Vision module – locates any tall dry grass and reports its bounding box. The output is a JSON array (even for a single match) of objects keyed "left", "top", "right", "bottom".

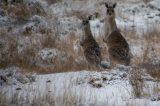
[
  {"left": 129, "top": 66, "right": 144, "bottom": 98},
  {"left": 1, "top": 0, "right": 46, "bottom": 21},
  {"left": 0, "top": 28, "right": 88, "bottom": 73}
]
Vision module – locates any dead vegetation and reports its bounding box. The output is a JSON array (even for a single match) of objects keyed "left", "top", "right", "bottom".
[
  {"left": 129, "top": 66, "right": 144, "bottom": 98},
  {"left": 137, "top": 30, "right": 160, "bottom": 79},
  {"left": 0, "top": 22, "right": 160, "bottom": 74},
  {"left": 0, "top": 29, "right": 88, "bottom": 73},
  {"left": 0, "top": 80, "right": 85, "bottom": 106},
  {"left": 0, "top": 0, "right": 159, "bottom": 76},
  {"left": 1, "top": 0, "right": 46, "bottom": 21},
  {"left": 46, "top": 0, "right": 62, "bottom": 4}
]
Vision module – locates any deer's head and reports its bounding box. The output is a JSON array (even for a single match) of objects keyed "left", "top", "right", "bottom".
[{"left": 105, "top": 2, "right": 117, "bottom": 19}]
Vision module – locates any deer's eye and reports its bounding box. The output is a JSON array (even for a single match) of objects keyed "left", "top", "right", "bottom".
[{"left": 82, "top": 20, "right": 88, "bottom": 25}]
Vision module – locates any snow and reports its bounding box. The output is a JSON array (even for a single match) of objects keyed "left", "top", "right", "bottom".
[{"left": 1, "top": 69, "right": 160, "bottom": 106}]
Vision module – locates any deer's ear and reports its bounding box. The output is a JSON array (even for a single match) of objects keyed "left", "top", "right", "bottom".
[
  {"left": 88, "top": 15, "right": 92, "bottom": 20},
  {"left": 95, "top": 12, "right": 100, "bottom": 18},
  {"left": 105, "top": 2, "right": 109, "bottom": 8},
  {"left": 113, "top": 3, "right": 117, "bottom": 8}
]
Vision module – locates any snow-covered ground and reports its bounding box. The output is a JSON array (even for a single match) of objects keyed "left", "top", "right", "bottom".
[{"left": 0, "top": 66, "right": 160, "bottom": 106}]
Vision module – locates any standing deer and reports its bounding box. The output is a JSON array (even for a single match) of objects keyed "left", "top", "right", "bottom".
[
  {"left": 103, "top": 2, "right": 131, "bottom": 67},
  {"left": 80, "top": 15, "right": 102, "bottom": 70}
]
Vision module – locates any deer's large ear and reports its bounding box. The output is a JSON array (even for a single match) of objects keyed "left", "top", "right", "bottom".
[
  {"left": 105, "top": 2, "right": 109, "bottom": 8},
  {"left": 88, "top": 15, "right": 92, "bottom": 20},
  {"left": 94, "top": 12, "right": 100, "bottom": 18},
  {"left": 113, "top": 3, "right": 117, "bottom": 8}
]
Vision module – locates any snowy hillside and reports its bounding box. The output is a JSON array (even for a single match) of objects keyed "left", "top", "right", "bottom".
[
  {"left": 1, "top": 67, "right": 160, "bottom": 106},
  {"left": 0, "top": 0, "right": 160, "bottom": 106}
]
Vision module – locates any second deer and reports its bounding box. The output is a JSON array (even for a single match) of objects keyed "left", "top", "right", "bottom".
[
  {"left": 103, "top": 2, "right": 131, "bottom": 67},
  {"left": 80, "top": 15, "right": 103, "bottom": 70}
]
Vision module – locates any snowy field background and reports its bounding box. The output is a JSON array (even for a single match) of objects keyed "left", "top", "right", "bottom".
[{"left": 0, "top": 0, "right": 160, "bottom": 106}]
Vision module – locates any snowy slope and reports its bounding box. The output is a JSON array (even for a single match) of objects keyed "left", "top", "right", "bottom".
[{"left": 1, "top": 68, "right": 160, "bottom": 106}]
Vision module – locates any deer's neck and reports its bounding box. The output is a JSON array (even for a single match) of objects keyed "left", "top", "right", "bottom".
[
  {"left": 83, "top": 24, "right": 94, "bottom": 40},
  {"left": 105, "top": 17, "right": 118, "bottom": 36},
  {"left": 108, "top": 18, "right": 117, "bottom": 33},
  {"left": 80, "top": 24, "right": 94, "bottom": 46}
]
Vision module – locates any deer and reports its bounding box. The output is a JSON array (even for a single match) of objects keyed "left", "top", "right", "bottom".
[
  {"left": 79, "top": 14, "right": 103, "bottom": 70},
  {"left": 102, "top": 2, "right": 131, "bottom": 67}
]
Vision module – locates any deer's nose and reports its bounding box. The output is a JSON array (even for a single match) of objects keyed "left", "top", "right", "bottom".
[{"left": 109, "top": 13, "right": 112, "bottom": 15}]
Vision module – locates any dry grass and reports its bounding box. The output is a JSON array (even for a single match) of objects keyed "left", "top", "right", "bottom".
[
  {"left": 1, "top": 23, "right": 160, "bottom": 74},
  {"left": 0, "top": 29, "right": 88, "bottom": 73},
  {"left": 123, "top": 26, "right": 160, "bottom": 78},
  {"left": 142, "top": 0, "right": 153, "bottom": 4},
  {"left": 0, "top": 75, "right": 158, "bottom": 106},
  {"left": 46, "top": 0, "right": 62, "bottom": 4},
  {"left": 0, "top": 79, "right": 85, "bottom": 106},
  {"left": 0, "top": 1, "right": 160, "bottom": 106},
  {"left": 2, "top": 1, "right": 46, "bottom": 21},
  {"left": 129, "top": 66, "right": 144, "bottom": 98},
  {"left": 0, "top": 0, "right": 160, "bottom": 75},
  {"left": 0, "top": 30, "right": 18, "bottom": 68},
  {"left": 36, "top": 32, "right": 88, "bottom": 73},
  {"left": 139, "top": 30, "right": 160, "bottom": 80}
]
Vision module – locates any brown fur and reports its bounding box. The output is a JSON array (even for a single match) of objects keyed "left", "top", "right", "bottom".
[
  {"left": 104, "top": 30, "right": 130, "bottom": 66},
  {"left": 80, "top": 16, "right": 102, "bottom": 70},
  {"left": 103, "top": 2, "right": 131, "bottom": 66}
]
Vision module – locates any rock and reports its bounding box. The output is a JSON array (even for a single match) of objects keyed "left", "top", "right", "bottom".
[
  {"left": 147, "top": 0, "right": 160, "bottom": 10},
  {"left": 21, "top": 15, "right": 49, "bottom": 34},
  {"left": 151, "top": 96, "right": 160, "bottom": 101},
  {"left": 119, "top": 72, "right": 127, "bottom": 79},
  {"left": 16, "top": 74, "right": 30, "bottom": 84},
  {"left": 88, "top": 72, "right": 103, "bottom": 88},
  {"left": 24, "top": 0, "right": 46, "bottom": 15},
  {"left": 46, "top": 80, "right": 51, "bottom": 83},
  {"left": 26, "top": 74, "right": 36, "bottom": 82},
  {"left": 0, "top": 16, "right": 11, "bottom": 27},
  {"left": 36, "top": 48, "right": 68, "bottom": 68},
  {"left": 151, "top": 98, "right": 156, "bottom": 101},
  {"left": 0, "top": 75, "right": 9, "bottom": 83},
  {"left": 16, "top": 87, "right": 22, "bottom": 90},
  {"left": 55, "top": 16, "right": 80, "bottom": 39},
  {"left": 0, "top": 67, "right": 36, "bottom": 86},
  {"left": 102, "top": 77, "right": 107, "bottom": 81},
  {"left": 0, "top": 9, "right": 6, "bottom": 17},
  {"left": 116, "top": 64, "right": 130, "bottom": 72},
  {"left": 76, "top": 74, "right": 89, "bottom": 85}
]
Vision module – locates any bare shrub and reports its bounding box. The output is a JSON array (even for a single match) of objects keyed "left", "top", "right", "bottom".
[
  {"left": 125, "top": 26, "right": 160, "bottom": 79},
  {"left": 46, "top": 0, "right": 62, "bottom": 4},
  {"left": 41, "top": 33, "right": 56, "bottom": 48},
  {"left": 41, "top": 32, "right": 88, "bottom": 73},
  {"left": 129, "top": 66, "right": 144, "bottom": 98},
  {"left": 0, "top": 30, "right": 18, "bottom": 68},
  {"left": 142, "top": 0, "right": 153, "bottom": 4},
  {"left": 6, "top": 1, "right": 46, "bottom": 21},
  {"left": 7, "top": 3, "right": 31, "bottom": 20},
  {"left": 139, "top": 30, "right": 160, "bottom": 79},
  {"left": 0, "top": 27, "right": 88, "bottom": 73},
  {"left": 0, "top": 30, "right": 38, "bottom": 69}
]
